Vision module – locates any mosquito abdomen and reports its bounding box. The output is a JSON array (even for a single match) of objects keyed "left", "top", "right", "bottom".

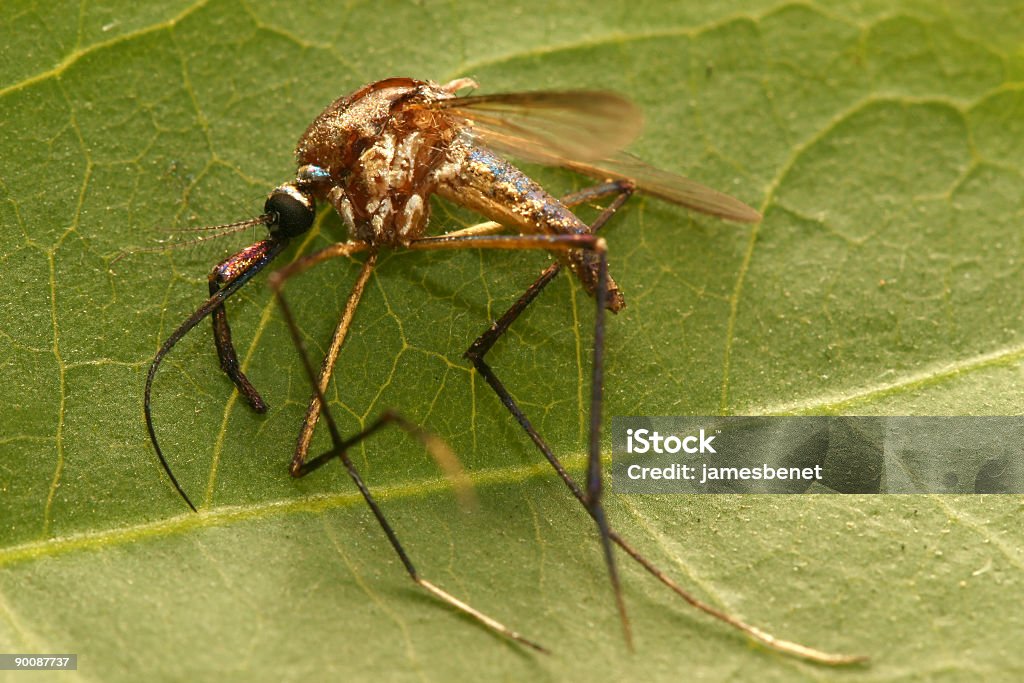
[{"left": 436, "top": 143, "right": 625, "bottom": 311}]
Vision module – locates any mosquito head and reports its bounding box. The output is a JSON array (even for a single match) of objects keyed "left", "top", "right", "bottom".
[{"left": 265, "top": 183, "right": 316, "bottom": 239}]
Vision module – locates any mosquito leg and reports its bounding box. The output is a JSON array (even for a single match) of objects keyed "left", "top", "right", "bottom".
[
  {"left": 269, "top": 272, "right": 546, "bottom": 654},
  {"left": 409, "top": 230, "right": 628, "bottom": 644},
  {"left": 415, "top": 188, "right": 636, "bottom": 648},
  {"left": 558, "top": 179, "right": 636, "bottom": 211},
  {"left": 457, "top": 205, "right": 867, "bottom": 666},
  {"left": 292, "top": 409, "right": 472, "bottom": 507},
  {"left": 457, "top": 182, "right": 634, "bottom": 512},
  {"left": 203, "top": 239, "right": 372, "bottom": 414},
  {"left": 458, "top": 363, "right": 867, "bottom": 667},
  {"left": 465, "top": 180, "right": 634, "bottom": 360},
  {"left": 208, "top": 255, "right": 270, "bottom": 412},
  {"left": 445, "top": 183, "right": 635, "bottom": 647},
  {"left": 287, "top": 253, "right": 376, "bottom": 476},
  {"left": 147, "top": 238, "right": 291, "bottom": 511},
  {"left": 286, "top": 184, "right": 634, "bottom": 469},
  {"left": 269, "top": 239, "right": 370, "bottom": 284},
  {"left": 587, "top": 245, "right": 631, "bottom": 647},
  {"left": 256, "top": 239, "right": 371, "bottom": 472}
]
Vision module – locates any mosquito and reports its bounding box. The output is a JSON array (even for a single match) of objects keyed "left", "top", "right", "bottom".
[{"left": 142, "top": 77, "right": 864, "bottom": 664}]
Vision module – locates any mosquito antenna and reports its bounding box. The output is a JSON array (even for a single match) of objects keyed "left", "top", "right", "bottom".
[
  {"left": 111, "top": 215, "right": 271, "bottom": 267},
  {"left": 145, "top": 236, "right": 289, "bottom": 511},
  {"left": 166, "top": 220, "right": 268, "bottom": 233}
]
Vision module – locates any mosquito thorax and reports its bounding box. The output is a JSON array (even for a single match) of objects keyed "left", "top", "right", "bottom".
[{"left": 265, "top": 183, "right": 316, "bottom": 239}]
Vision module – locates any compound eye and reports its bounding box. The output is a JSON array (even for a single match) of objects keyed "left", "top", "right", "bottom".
[{"left": 265, "top": 184, "right": 315, "bottom": 238}]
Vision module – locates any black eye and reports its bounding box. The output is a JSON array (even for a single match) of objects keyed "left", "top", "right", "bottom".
[{"left": 265, "top": 185, "right": 315, "bottom": 238}]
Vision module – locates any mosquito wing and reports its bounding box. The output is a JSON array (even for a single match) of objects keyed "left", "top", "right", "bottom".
[
  {"left": 560, "top": 153, "right": 762, "bottom": 223},
  {"left": 435, "top": 91, "right": 644, "bottom": 164},
  {"left": 436, "top": 91, "right": 761, "bottom": 223}
]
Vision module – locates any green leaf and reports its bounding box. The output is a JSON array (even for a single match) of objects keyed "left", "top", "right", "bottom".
[{"left": 2, "top": 1, "right": 1022, "bottom": 680}]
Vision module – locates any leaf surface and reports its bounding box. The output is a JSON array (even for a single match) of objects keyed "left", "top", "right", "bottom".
[{"left": 1, "top": 1, "right": 1022, "bottom": 680}]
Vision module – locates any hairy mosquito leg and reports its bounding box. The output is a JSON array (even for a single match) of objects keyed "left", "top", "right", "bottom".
[{"left": 268, "top": 270, "right": 545, "bottom": 654}]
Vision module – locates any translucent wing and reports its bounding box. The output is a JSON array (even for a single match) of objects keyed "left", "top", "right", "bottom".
[
  {"left": 435, "top": 91, "right": 644, "bottom": 163},
  {"left": 560, "top": 153, "right": 762, "bottom": 223},
  {"left": 436, "top": 92, "right": 761, "bottom": 223}
]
